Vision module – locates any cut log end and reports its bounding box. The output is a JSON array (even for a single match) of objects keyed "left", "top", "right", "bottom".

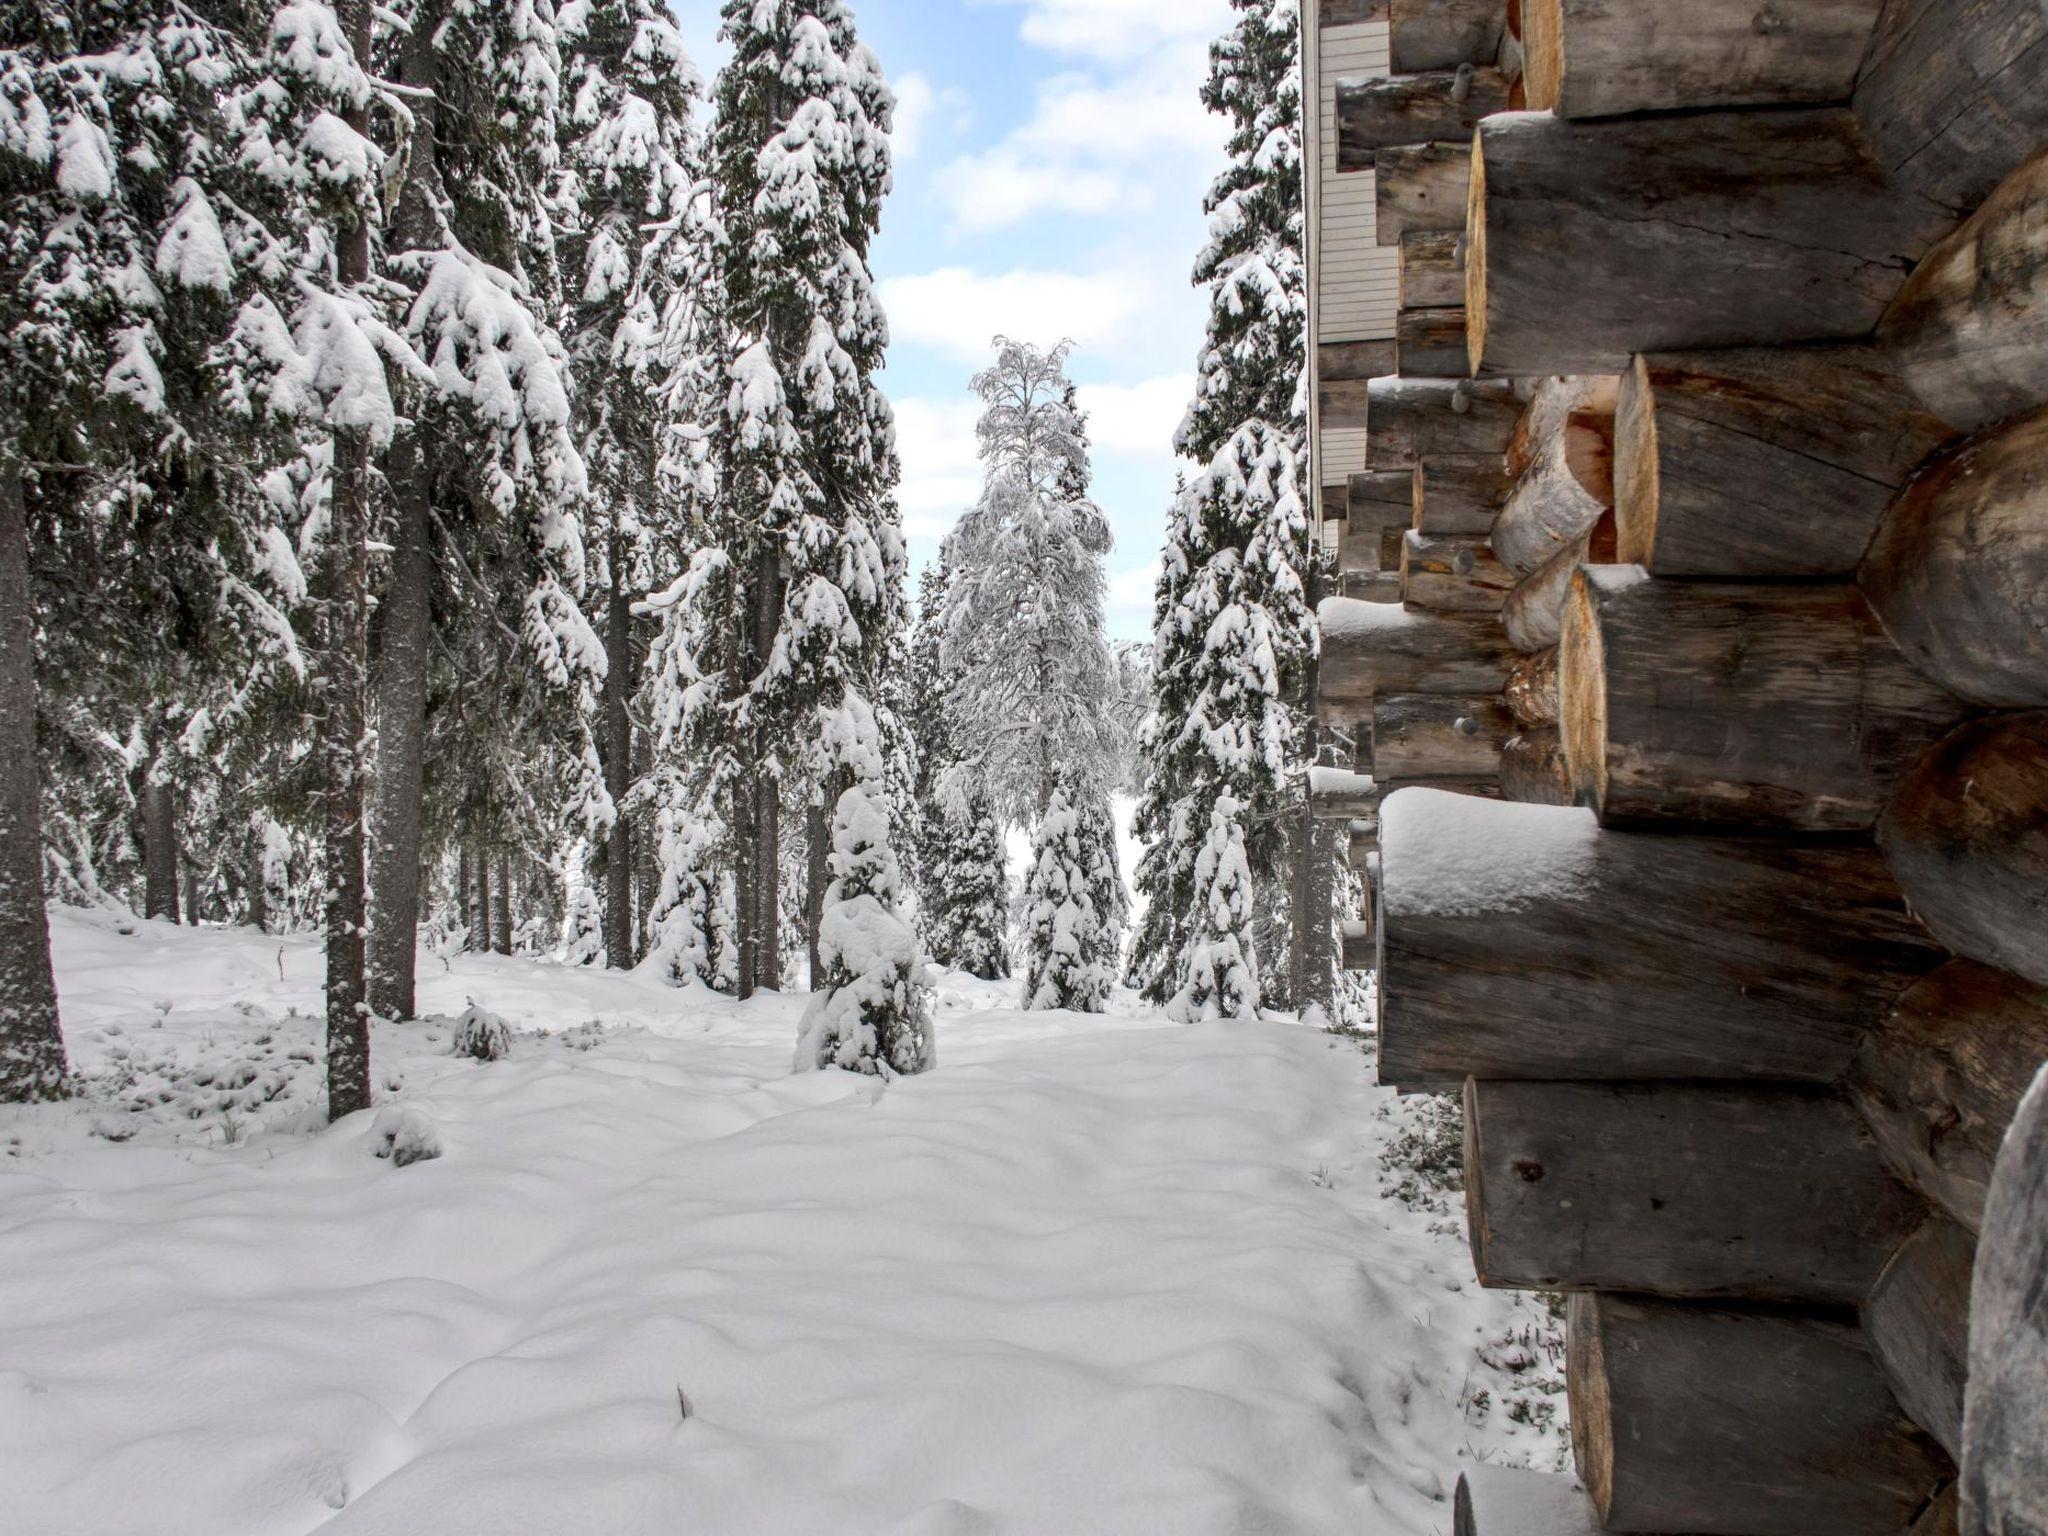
[
  {"left": 1559, "top": 569, "right": 1606, "bottom": 812},
  {"left": 1522, "top": 0, "right": 1562, "bottom": 112},
  {"left": 1567, "top": 1294, "right": 1613, "bottom": 1517},
  {"left": 1614, "top": 354, "right": 1659, "bottom": 566},
  {"left": 1465, "top": 130, "right": 1488, "bottom": 376}
]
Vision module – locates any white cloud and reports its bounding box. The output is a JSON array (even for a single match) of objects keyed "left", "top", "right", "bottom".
[
  {"left": 880, "top": 266, "right": 1157, "bottom": 362},
  {"left": 889, "top": 72, "right": 971, "bottom": 164},
  {"left": 891, "top": 394, "right": 985, "bottom": 539},
  {"left": 997, "top": 0, "right": 1233, "bottom": 63},
  {"left": 1106, "top": 559, "right": 1162, "bottom": 626},
  {"left": 1075, "top": 373, "right": 1194, "bottom": 463}
]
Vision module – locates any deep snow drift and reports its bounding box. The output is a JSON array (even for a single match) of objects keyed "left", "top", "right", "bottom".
[{"left": 1, "top": 910, "right": 1565, "bottom": 1535}]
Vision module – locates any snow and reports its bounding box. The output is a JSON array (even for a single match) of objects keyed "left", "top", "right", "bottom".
[
  {"left": 1380, "top": 788, "right": 1601, "bottom": 917},
  {"left": 1309, "top": 766, "right": 1375, "bottom": 796},
  {"left": 1316, "top": 595, "right": 1426, "bottom": 638},
  {"left": 1, "top": 910, "right": 1566, "bottom": 1534}
]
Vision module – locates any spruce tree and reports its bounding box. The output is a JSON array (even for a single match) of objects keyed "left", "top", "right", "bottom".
[
  {"left": 1019, "top": 787, "right": 1113, "bottom": 1014},
  {"left": 1131, "top": 0, "right": 1323, "bottom": 1015},
  {"left": 1166, "top": 793, "right": 1260, "bottom": 1023}
]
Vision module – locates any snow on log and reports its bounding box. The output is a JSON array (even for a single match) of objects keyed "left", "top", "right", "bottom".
[
  {"left": 1371, "top": 693, "right": 1514, "bottom": 787},
  {"left": 1568, "top": 1293, "right": 1949, "bottom": 1536},
  {"left": 1337, "top": 69, "right": 1510, "bottom": 165},
  {"left": 1878, "top": 715, "right": 2048, "bottom": 990},
  {"left": 1855, "top": 0, "right": 2048, "bottom": 217},
  {"left": 1522, "top": 0, "right": 1885, "bottom": 119},
  {"left": 1494, "top": 391, "right": 1614, "bottom": 575},
  {"left": 1616, "top": 346, "right": 1953, "bottom": 578},
  {"left": 1390, "top": 0, "right": 1506, "bottom": 73},
  {"left": 1400, "top": 531, "right": 1512, "bottom": 612},
  {"left": 1375, "top": 790, "right": 1941, "bottom": 1090},
  {"left": 1377, "top": 140, "right": 1472, "bottom": 247},
  {"left": 1465, "top": 109, "right": 1958, "bottom": 377},
  {"left": 1365, "top": 377, "right": 1522, "bottom": 468},
  {"left": 1504, "top": 647, "right": 1559, "bottom": 727},
  {"left": 1958, "top": 1064, "right": 2048, "bottom": 1536},
  {"left": 1401, "top": 230, "right": 1464, "bottom": 309},
  {"left": 1415, "top": 458, "right": 1515, "bottom": 537},
  {"left": 1850, "top": 959, "right": 2048, "bottom": 1236},
  {"left": 1501, "top": 529, "right": 1602, "bottom": 653},
  {"left": 1320, "top": 599, "right": 1519, "bottom": 706},
  {"left": 1883, "top": 150, "right": 2048, "bottom": 434},
  {"left": 1308, "top": 766, "right": 1381, "bottom": 821},
  {"left": 1455, "top": 1465, "right": 1601, "bottom": 1536},
  {"left": 1860, "top": 411, "right": 2048, "bottom": 709},
  {"left": 1499, "top": 727, "right": 1570, "bottom": 805},
  {"left": 1867, "top": 1217, "right": 1976, "bottom": 1462},
  {"left": 1560, "top": 571, "right": 1964, "bottom": 831},
  {"left": 1465, "top": 1079, "right": 1923, "bottom": 1302},
  {"left": 1397, "top": 306, "right": 1471, "bottom": 378}
]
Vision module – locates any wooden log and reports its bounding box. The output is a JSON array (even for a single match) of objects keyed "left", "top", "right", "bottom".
[
  {"left": 1867, "top": 1218, "right": 1975, "bottom": 1461},
  {"left": 1341, "top": 570, "right": 1404, "bottom": 603},
  {"left": 1320, "top": 338, "right": 1397, "bottom": 384},
  {"left": 1337, "top": 68, "right": 1510, "bottom": 165},
  {"left": 1523, "top": 0, "right": 1885, "bottom": 119},
  {"left": 1337, "top": 517, "right": 1382, "bottom": 574},
  {"left": 1568, "top": 1293, "right": 1949, "bottom": 1536},
  {"left": 1319, "top": 484, "right": 1350, "bottom": 526},
  {"left": 1415, "top": 459, "right": 1513, "bottom": 536},
  {"left": 1372, "top": 693, "right": 1514, "bottom": 784},
  {"left": 1959, "top": 1062, "right": 2048, "bottom": 1536},
  {"left": 1499, "top": 727, "right": 1569, "bottom": 804},
  {"left": 1882, "top": 150, "right": 2048, "bottom": 435},
  {"left": 1849, "top": 960, "right": 2048, "bottom": 1236},
  {"left": 1376, "top": 140, "right": 1471, "bottom": 247},
  {"left": 1319, "top": 376, "right": 1370, "bottom": 431},
  {"left": 1347, "top": 466, "right": 1412, "bottom": 526},
  {"left": 1560, "top": 572, "right": 1965, "bottom": 831},
  {"left": 1400, "top": 230, "right": 1463, "bottom": 309},
  {"left": 1364, "top": 377, "right": 1521, "bottom": 468},
  {"left": 1319, "top": 599, "right": 1518, "bottom": 707},
  {"left": 1616, "top": 345, "right": 1955, "bottom": 578},
  {"left": 1321, "top": 0, "right": 1386, "bottom": 24},
  {"left": 1389, "top": 0, "right": 1505, "bottom": 72},
  {"left": 1913, "top": 1485, "right": 1960, "bottom": 1536},
  {"left": 1466, "top": 1080, "right": 1923, "bottom": 1302},
  {"left": 1309, "top": 766, "right": 1381, "bottom": 821},
  {"left": 1397, "top": 306, "right": 1469, "bottom": 378},
  {"left": 1494, "top": 406, "right": 1613, "bottom": 575},
  {"left": 1878, "top": 715, "right": 2048, "bottom": 990},
  {"left": 1375, "top": 791, "right": 1942, "bottom": 1089},
  {"left": 1504, "top": 647, "right": 1558, "bottom": 727},
  {"left": 1455, "top": 1465, "right": 1600, "bottom": 1536},
  {"left": 1465, "top": 109, "right": 1958, "bottom": 377},
  {"left": 1501, "top": 529, "right": 1599, "bottom": 653},
  {"left": 1860, "top": 411, "right": 2048, "bottom": 709},
  {"left": 1504, "top": 374, "right": 1616, "bottom": 480},
  {"left": 1855, "top": 0, "right": 2048, "bottom": 218},
  {"left": 1400, "top": 531, "right": 1512, "bottom": 612}
]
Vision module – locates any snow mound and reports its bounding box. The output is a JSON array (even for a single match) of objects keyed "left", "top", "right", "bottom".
[
  {"left": 447, "top": 1004, "right": 513, "bottom": 1062},
  {"left": 1381, "top": 788, "right": 1600, "bottom": 916},
  {"left": 369, "top": 1104, "right": 443, "bottom": 1167}
]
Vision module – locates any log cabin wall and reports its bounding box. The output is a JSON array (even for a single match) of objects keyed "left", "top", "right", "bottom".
[{"left": 1304, "top": 3, "right": 2048, "bottom": 1532}]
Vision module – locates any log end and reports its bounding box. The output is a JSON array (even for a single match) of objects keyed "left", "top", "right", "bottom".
[
  {"left": 1557, "top": 567, "right": 1608, "bottom": 814},
  {"left": 1565, "top": 1294, "right": 1613, "bottom": 1520},
  {"left": 1464, "top": 130, "right": 1488, "bottom": 376},
  {"left": 1522, "top": 0, "right": 1562, "bottom": 114},
  {"left": 1613, "top": 354, "right": 1659, "bottom": 567}
]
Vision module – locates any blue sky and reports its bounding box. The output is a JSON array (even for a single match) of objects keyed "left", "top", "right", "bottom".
[{"left": 672, "top": 0, "right": 1238, "bottom": 639}]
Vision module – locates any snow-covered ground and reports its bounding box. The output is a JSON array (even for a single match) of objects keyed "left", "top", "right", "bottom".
[{"left": 1, "top": 910, "right": 1565, "bottom": 1536}]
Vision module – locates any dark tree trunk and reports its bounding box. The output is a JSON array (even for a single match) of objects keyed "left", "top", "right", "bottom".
[
  {"left": 0, "top": 452, "right": 64, "bottom": 1100},
  {"left": 1290, "top": 561, "right": 1338, "bottom": 1018},
  {"left": 137, "top": 768, "right": 180, "bottom": 923},
  {"left": 632, "top": 723, "right": 655, "bottom": 962},
  {"left": 322, "top": 0, "right": 375, "bottom": 1122},
  {"left": 734, "top": 781, "right": 757, "bottom": 998},
  {"left": 367, "top": 455, "right": 430, "bottom": 1020},
  {"left": 806, "top": 790, "right": 828, "bottom": 988},
  {"left": 494, "top": 850, "right": 513, "bottom": 955},
  {"left": 750, "top": 547, "right": 782, "bottom": 992},
  {"left": 472, "top": 840, "right": 491, "bottom": 954},
  {"left": 456, "top": 843, "right": 470, "bottom": 949},
  {"left": 602, "top": 534, "right": 634, "bottom": 969}
]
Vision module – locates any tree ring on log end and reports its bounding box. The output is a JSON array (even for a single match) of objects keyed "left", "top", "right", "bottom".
[
  {"left": 1559, "top": 568, "right": 1608, "bottom": 812},
  {"left": 1523, "top": 0, "right": 1563, "bottom": 113},
  {"left": 1566, "top": 1294, "right": 1613, "bottom": 1517},
  {"left": 1465, "top": 130, "right": 1488, "bottom": 376},
  {"left": 1614, "top": 355, "right": 1660, "bottom": 565}
]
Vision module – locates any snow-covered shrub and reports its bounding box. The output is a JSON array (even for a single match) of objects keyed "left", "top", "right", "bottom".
[
  {"left": 1166, "top": 795, "right": 1260, "bottom": 1022},
  {"left": 370, "top": 1105, "right": 443, "bottom": 1167},
  {"left": 449, "top": 1005, "right": 513, "bottom": 1062},
  {"left": 1378, "top": 1091, "right": 1464, "bottom": 1215}
]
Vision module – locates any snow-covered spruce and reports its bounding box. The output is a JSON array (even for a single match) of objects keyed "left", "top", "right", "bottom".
[
  {"left": 796, "top": 781, "right": 933, "bottom": 1075},
  {"left": 1168, "top": 794, "right": 1261, "bottom": 1023},
  {"left": 1019, "top": 788, "right": 1116, "bottom": 1014}
]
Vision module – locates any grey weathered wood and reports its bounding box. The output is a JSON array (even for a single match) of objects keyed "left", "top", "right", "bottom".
[
  {"left": 1372, "top": 693, "right": 1514, "bottom": 784},
  {"left": 1868, "top": 1218, "right": 1976, "bottom": 1461},
  {"left": 1337, "top": 68, "right": 1510, "bottom": 165},
  {"left": 1467, "top": 1080, "right": 1923, "bottom": 1302},
  {"left": 1959, "top": 1062, "right": 2048, "bottom": 1536},
  {"left": 1377, "top": 139, "right": 1472, "bottom": 246},
  {"left": 1523, "top": 0, "right": 1885, "bottom": 119},
  {"left": 1337, "top": 517, "right": 1382, "bottom": 574},
  {"left": 1321, "top": 0, "right": 1388, "bottom": 26},
  {"left": 1498, "top": 727, "right": 1570, "bottom": 805},
  {"left": 1365, "top": 376, "right": 1521, "bottom": 467},
  {"left": 1504, "top": 374, "right": 1616, "bottom": 480},
  {"left": 1860, "top": 411, "right": 2048, "bottom": 709},
  {"left": 1466, "top": 109, "right": 1958, "bottom": 376},
  {"left": 1320, "top": 376, "right": 1370, "bottom": 430},
  {"left": 1400, "top": 530, "right": 1513, "bottom": 612},
  {"left": 1415, "top": 458, "right": 1514, "bottom": 536},
  {"left": 1320, "top": 599, "right": 1518, "bottom": 708},
  {"left": 1504, "top": 647, "right": 1559, "bottom": 727},
  {"left": 1568, "top": 1293, "right": 1949, "bottom": 1536},
  {"left": 1321, "top": 338, "right": 1398, "bottom": 383},
  {"left": 1560, "top": 572, "right": 1964, "bottom": 831},
  {"left": 1455, "top": 1465, "right": 1601, "bottom": 1536},
  {"left": 1347, "top": 466, "right": 1413, "bottom": 525},
  {"left": 1494, "top": 401, "right": 1613, "bottom": 575},
  {"left": 1376, "top": 804, "right": 1941, "bottom": 1089},
  {"left": 1879, "top": 714, "right": 2048, "bottom": 989},
  {"left": 1850, "top": 960, "right": 2048, "bottom": 1236},
  {"left": 1400, "top": 230, "right": 1464, "bottom": 309},
  {"left": 1617, "top": 346, "right": 1955, "bottom": 577},
  {"left": 1855, "top": 0, "right": 2048, "bottom": 217},
  {"left": 1881, "top": 149, "right": 2048, "bottom": 434},
  {"left": 1390, "top": 0, "right": 1505, "bottom": 72},
  {"left": 1340, "top": 570, "right": 1405, "bottom": 604},
  {"left": 1319, "top": 482, "right": 1350, "bottom": 525},
  {"left": 1397, "top": 305, "right": 1470, "bottom": 378},
  {"left": 1501, "top": 530, "right": 1597, "bottom": 653}
]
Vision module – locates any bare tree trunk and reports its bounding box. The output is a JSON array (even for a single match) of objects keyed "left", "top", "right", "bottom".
[
  {"left": 367, "top": 458, "right": 430, "bottom": 1019},
  {"left": 734, "top": 781, "right": 757, "bottom": 998},
  {"left": 1291, "top": 559, "right": 1339, "bottom": 1019},
  {"left": 632, "top": 726, "right": 655, "bottom": 962},
  {"left": 494, "top": 850, "right": 513, "bottom": 955},
  {"left": 473, "top": 840, "right": 491, "bottom": 954},
  {"left": 750, "top": 546, "right": 782, "bottom": 992},
  {"left": 806, "top": 790, "right": 827, "bottom": 987},
  {"left": 321, "top": 0, "right": 375, "bottom": 1123},
  {"left": 249, "top": 828, "right": 268, "bottom": 935},
  {"left": 602, "top": 534, "right": 634, "bottom": 969},
  {"left": 456, "top": 843, "right": 470, "bottom": 949},
  {"left": 137, "top": 768, "right": 179, "bottom": 923},
  {"left": 0, "top": 451, "right": 65, "bottom": 1100}
]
